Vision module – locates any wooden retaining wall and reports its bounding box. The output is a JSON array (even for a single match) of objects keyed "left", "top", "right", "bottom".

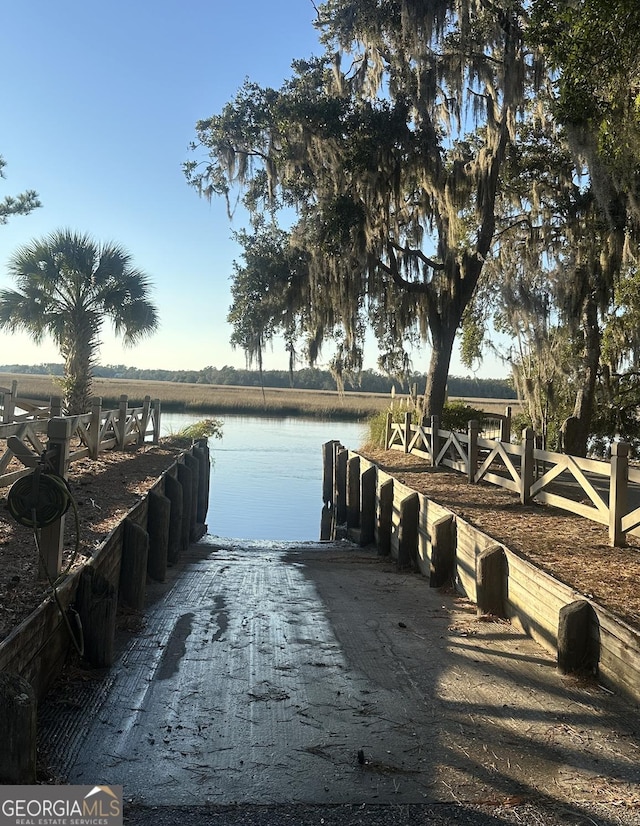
[
  {"left": 0, "top": 442, "right": 209, "bottom": 703},
  {"left": 350, "top": 451, "right": 640, "bottom": 706}
]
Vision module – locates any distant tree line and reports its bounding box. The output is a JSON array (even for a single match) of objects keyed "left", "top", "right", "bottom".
[{"left": 0, "top": 363, "right": 515, "bottom": 399}]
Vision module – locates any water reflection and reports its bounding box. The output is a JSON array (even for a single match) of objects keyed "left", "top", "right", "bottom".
[{"left": 162, "top": 413, "right": 365, "bottom": 542}]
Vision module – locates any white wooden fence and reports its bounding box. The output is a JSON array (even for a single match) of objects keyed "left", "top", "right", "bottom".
[
  {"left": 385, "top": 411, "right": 639, "bottom": 547},
  {"left": 0, "top": 394, "right": 161, "bottom": 489}
]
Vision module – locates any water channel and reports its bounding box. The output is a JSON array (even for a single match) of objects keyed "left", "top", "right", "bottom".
[{"left": 161, "top": 412, "right": 367, "bottom": 542}]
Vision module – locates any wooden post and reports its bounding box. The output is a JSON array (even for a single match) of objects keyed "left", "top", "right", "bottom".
[
  {"left": 0, "top": 673, "right": 37, "bottom": 783},
  {"left": 40, "top": 417, "right": 72, "bottom": 580},
  {"left": 184, "top": 453, "right": 201, "bottom": 540},
  {"left": 467, "top": 420, "right": 479, "bottom": 483},
  {"left": 430, "top": 514, "right": 456, "bottom": 588},
  {"left": 120, "top": 519, "right": 149, "bottom": 610},
  {"left": 403, "top": 411, "right": 412, "bottom": 453},
  {"left": 359, "top": 466, "right": 376, "bottom": 546},
  {"left": 177, "top": 462, "right": 193, "bottom": 550},
  {"left": 430, "top": 415, "right": 440, "bottom": 466},
  {"left": 520, "top": 427, "right": 535, "bottom": 505},
  {"left": 75, "top": 567, "right": 117, "bottom": 667},
  {"left": 609, "top": 441, "right": 629, "bottom": 547},
  {"left": 140, "top": 395, "right": 151, "bottom": 445},
  {"left": 335, "top": 448, "right": 348, "bottom": 525},
  {"left": 557, "top": 600, "right": 600, "bottom": 675},
  {"left": 397, "top": 492, "right": 419, "bottom": 570},
  {"left": 384, "top": 411, "right": 392, "bottom": 449},
  {"left": 147, "top": 490, "right": 171, "bottom": 582},
  {"left": 322, "top": 440, "right": 338, "bottom": 505},
  {"left": 320, "top": 504, "right": 333, "bottom": 541},
  {"left": 193, "top": 440, "right": 210, "bottom": 524},
  {"left": 7, "top": 379, "right": 18, "bottom": 422},
  {"left": 50, "top": 396, "right": 63, "bottom": 418},
  {"left": 346, "top": 455, "right": 361, "bottom": 530},
  {"left": 118, "top": 394, "right": 128, "bottom": 449},
  {"left": 164, "top": 473, "right": 184, "bottom": 564},
  {"left": 88, "top": 397, "right": 102, "bottom": 460},
  {"left": 377, "top": 478, "right": 393, "bottom": 556},
  {"left": 476, "top": 544, "right": 507, "bottom": 617},
  {"left": 501, "top": 406, "right": 512, "bottom": 444},
  {"left": 152, "top": 399, "right": 161, "bottom": 444}
]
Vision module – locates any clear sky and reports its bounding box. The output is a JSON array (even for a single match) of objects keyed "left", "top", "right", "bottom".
[{"left": 0, "top": 0, "right": 506, "bottom": 379}]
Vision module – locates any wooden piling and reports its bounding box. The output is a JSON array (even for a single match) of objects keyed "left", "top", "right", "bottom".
[
  {"left": 430, "top": 514, "right": 456, "bottom": 587},
  {"left": 476, "top": 544, "right": 507, "bottom": 617},
  {"left": 177, "top": 462, "right": 194, "bottom": 550},
  {"left": 192, "top": 443, "right": 209, "bottom": 524},
  {"left": 335, "top": 448, "right": 348, "bottom": 525},
  {"left": 0, "top": 673, "right": 36, "bottom": 783},
  {"left": 120, "top": 519, "right": 149, "bottom": 610},
  {"left": 377, "top": 478, "right": 393, "bottom": 556},
  {"left": 557, "top": 600, "right": 600, "bottom": 675},
  {"left": 346, "top": 455, "right": 361, "bottom": 530},
  {"left": 164, "top": 474, "right": 184, "bottom": 564},
  {"left": 397, "top": 492, "right": 419, "bottom": 570},
  {"left": 184, "top": 453, "right": 201, "bottom": 540},
  {"left": 75, "top": 567, "right": 117, "bottom": 667},
  {"left": 359, "top": 466, "right": 376, "bottom": 546},
  {"left": 147, "top": 490, "right": 171, "bottom": 582}
]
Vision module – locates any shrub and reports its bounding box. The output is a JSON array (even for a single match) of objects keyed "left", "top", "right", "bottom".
[{"left": 165, "top": 418, "right": 223, "bottom": 447}]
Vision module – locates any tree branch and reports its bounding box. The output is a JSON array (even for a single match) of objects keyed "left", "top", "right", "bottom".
[{"left": 388, "top": 240, "right": 445, "bottom": 271}]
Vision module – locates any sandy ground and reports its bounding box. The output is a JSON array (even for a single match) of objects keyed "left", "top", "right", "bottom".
[{"left": 38, "top": 540, "right": 640, "bottom": 825}]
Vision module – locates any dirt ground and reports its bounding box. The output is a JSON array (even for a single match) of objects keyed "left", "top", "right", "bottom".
[
  {"left": 0, "top": 443, "right": 184, "bottom": 642},
  {"left": 1, "top": 443, "right": 639, "bottom": 643},
  {"left": 360, "top": 448, "right": 640, "bottom": 632}
]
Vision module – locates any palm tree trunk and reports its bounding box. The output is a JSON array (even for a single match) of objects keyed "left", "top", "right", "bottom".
[{"left": 61, "top": 324, "right": 96, "bottom": 415}]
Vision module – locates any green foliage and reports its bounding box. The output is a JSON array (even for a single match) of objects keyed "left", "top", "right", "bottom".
[
  {"left": 0, "top": 230, "right": 158, "bottom": 414},
  {"left": 0, "top": 156, "right": 41, "bottom": 225},
  {"left": 186, "top": 1, "right": 538, "bottom": 419},
  {"left": 166, "top": 418, "right": 224, "bottom": 447},
  {"left": 529, "top": 0, "right": 640, "bottom": 227},
  {"left": 365, "top": 398, "right": 489, "bottom": 447},
  {"left": 440, "top": 402, "right": 486, "bottom": 433}
]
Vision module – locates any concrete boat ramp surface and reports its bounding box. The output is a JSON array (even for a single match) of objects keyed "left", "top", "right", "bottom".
[{"left": 39, "top": 539, "right": 640, "bottom": 826}]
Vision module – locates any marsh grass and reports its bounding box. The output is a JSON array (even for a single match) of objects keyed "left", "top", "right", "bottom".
[
  {"left": 1, "top": 373, "right": 390, "bottom": 420},
  {"left": 1, "top": 372, "right": 516, "bottom": 421}
]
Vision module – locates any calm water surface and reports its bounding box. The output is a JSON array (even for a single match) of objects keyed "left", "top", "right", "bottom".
[{"left": 161, "top": 413, "right": 366, "bottom": 541}]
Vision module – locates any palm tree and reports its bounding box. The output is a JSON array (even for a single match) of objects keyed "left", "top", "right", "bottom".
[{"left": 0, "top": 229, "right": 159, "bottom": 414}]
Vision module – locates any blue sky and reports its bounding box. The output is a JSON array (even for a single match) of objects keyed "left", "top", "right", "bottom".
[{"left": 0, "top": 0, "right": 504, "bottom": 378}]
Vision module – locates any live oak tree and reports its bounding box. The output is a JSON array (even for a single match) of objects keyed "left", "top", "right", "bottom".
[
  {"left": 0, "top": 229, "right": 159, "bottom": 415},
  {"left": 465, "top": 110, "right": 630, "bottom": 455},
  {"left": 530, "top": 0, "right": 640, "bottom": 230},
  {"left": 186, "top": 0, "right": 541, "bottom": 418}
]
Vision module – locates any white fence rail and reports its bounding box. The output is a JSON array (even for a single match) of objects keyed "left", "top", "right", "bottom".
[
  {"left": 0, "top": 394, "right": 161, "bottom": 489},
  {"left": 386, "top": 412, "right": 638, "bottom": 547}
]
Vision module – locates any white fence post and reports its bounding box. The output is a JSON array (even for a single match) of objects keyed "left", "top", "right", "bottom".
[
  {"left": 501, "top": 405, "right": 512, "bottom": 443},
  {"left": 609, "top": 441, "right": 629, "bottom": 547},
  {"left": 430, "top": 415, "right": 440, "bottom": 466},
  {"left": 89, "top": 397, "right": 102, "bottom": 460},
  {"left": 520, "top": 427, "right": 535, "bottom": 505},
  {"left": 118, "top": 395, "right": 128, "bottom": 449},
  {"left": 384, "top": 411, "right": 392, "bottom": 449},
  {"left": 153, "top": 398, "right": 161, "bottom": 444},
  {"left": 403, "top": 411, "right": 412, "bottom": 453},
  {"left": 468, "top": 419, "right": 480, "bottom": 483}
]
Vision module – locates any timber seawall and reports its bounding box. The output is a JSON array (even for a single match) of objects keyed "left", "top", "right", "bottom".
[
  {"left": 0, "top": 440, "right": 209, "bottom": 783},
  {"left": 322, "top": 441, "right": 640, "bottom": 708}
]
